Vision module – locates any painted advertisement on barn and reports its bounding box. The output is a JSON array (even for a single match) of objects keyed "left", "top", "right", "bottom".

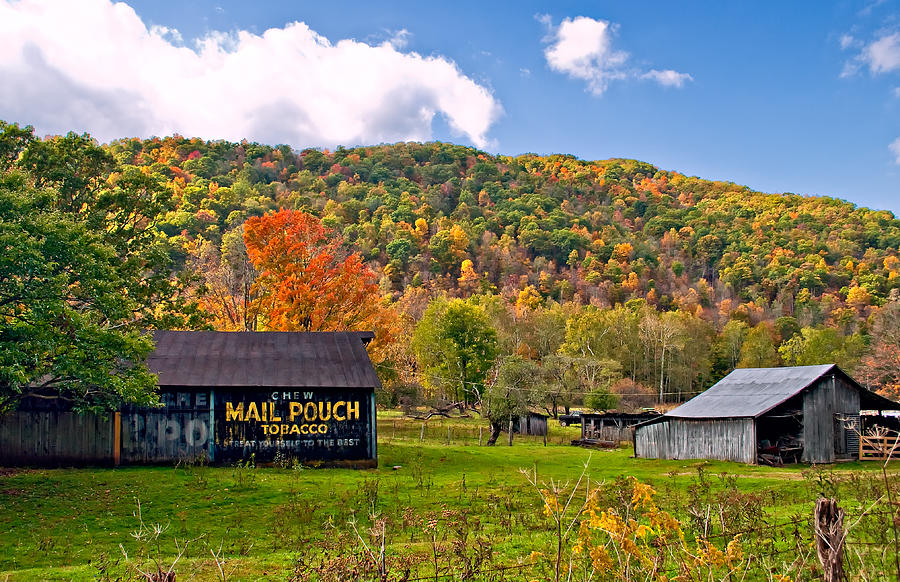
[{"left": 213, "top": 388, "right": 375, "bottom": 464}]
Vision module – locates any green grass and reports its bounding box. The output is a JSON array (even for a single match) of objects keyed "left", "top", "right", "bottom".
[{"left": 0, "top": 415, "right": 897, "bottom": 581}]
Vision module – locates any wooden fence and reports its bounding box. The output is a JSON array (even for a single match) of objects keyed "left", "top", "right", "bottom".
[{"left": 859, "top": 434, "right": 900, "bottom": 460}]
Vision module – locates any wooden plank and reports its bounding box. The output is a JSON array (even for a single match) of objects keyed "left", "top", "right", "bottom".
[
  {"left": 859, "top": 435, "right": 899, "bottom": 460},
  {"left": 113, "top": 411, "right": 121, "bottom": 466}
]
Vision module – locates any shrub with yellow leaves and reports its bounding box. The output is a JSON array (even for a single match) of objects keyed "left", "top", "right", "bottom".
[{"left": 524, "top": 464, "right": 755, "bottom": 582}]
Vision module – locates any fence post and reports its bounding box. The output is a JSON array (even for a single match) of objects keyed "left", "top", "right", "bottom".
[
  {"left": 508, "top": 419, "right": 514, "bottom": 446},
  {"left": 420, "top": 423, "right": 425, "bottom": 442},
  {"left": 814, "top": 497, "right": 845, "bottom": 582},
  {"left": 446, "top": 427, "right": 451, "bottom": 445},
  {"left": 113, "top": 411, "right": 121, "bottom": 466},
  {"left": 479, "top": 426, "right": 483, "bottom": 447}
]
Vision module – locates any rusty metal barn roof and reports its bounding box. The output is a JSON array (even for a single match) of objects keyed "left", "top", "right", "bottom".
[
  {"left": 146, "top": 331, "right": 380, "bottom": 389},
  {"left": 665, "top": 364, "right": 899, "bottom": 419}
]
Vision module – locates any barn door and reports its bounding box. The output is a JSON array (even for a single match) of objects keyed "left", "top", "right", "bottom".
[{"left": 833, "top": 413, "right": 860, "bottom": 459}]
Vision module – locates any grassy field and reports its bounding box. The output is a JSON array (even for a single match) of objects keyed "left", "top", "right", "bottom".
[{"left": 0, "top": 415, "right": 897, "bottom": 581}]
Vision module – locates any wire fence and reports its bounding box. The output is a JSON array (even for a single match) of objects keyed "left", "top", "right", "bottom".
[
  {"left": 376, "top": 418, "right": 585, "bottom": 447},
  {"left": 290, "top": 502, "right": 900, "bottom": 581}
]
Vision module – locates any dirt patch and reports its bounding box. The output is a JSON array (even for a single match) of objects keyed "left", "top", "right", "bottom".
[
  {"left": 1, "top": 488, "right": 23, "bottom": 496},
  {"left": 0, "top": 468, "right": 23, "bottom": 478}
]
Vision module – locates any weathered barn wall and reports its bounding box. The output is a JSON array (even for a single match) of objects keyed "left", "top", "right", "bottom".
[
  {"left": 635, "top": 421, "right": 670, "bottom": 459},
  {"left": 585, "top": 422, "right": 632, "bottom": 443},
  {"left": 583, "top": 413, "right": 658, "bottom": 443},
  {"left": 0, "top": 388, "right": 377, "bottom": 467},
  {"left": 214, "top": 388, "right": 376, "bottom": 466},
  {"left": 0, "top": 331, "right": 382, "bottom": 467},
  {"left": 802, "top": 375, "right": 860, "bottom": 463},
  {"left": 120, "top": 410, "right": 211, "bottom": 464},
  {"left": 513, "top": 414, "right": 548, "bottom": 436},
  {"left": 0, "top": 411, "right": 116, "bottom": 466},
  {"left": 635, "top": 418, "right": 755, "bottom": 463}
]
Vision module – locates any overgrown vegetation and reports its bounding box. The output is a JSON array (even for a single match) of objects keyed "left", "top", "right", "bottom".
[{"left": 0, "top": 418, "right": 897, "bottom": 581}]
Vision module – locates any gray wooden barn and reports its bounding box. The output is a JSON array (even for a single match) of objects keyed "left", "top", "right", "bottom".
[
  {"left": 0, "top": 331, "right": 381, "bottom": 467},
  {"left": 634, "top": 364, "right": 899, "bottom": 464}
]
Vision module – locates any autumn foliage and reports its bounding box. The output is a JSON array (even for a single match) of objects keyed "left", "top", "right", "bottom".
[{"left": 243, "top": 209, "right": 391, "bottom": 339}]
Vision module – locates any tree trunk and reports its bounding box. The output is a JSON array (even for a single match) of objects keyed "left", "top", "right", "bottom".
[
  {"left": 814, "top": 497, "right": 845, "bottom": 582},
  {"left": 486, "top": 421, "right": 502, "bottom": 446},
  {"left": 658, "top": 346, "right": 666, "bottom": 403}
]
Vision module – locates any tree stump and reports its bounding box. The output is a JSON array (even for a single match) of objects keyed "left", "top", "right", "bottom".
[{"left": 814, "top": 497, "right": 845, "bottom": 582}]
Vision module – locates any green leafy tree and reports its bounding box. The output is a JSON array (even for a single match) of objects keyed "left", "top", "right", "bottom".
[
  {"left": 584, "top": 389, "right": 619, "bottom": 411},
  {"left": 0, "top": 171, "right": 156, "bottom": 412},
  {"left": 712, "top": 319, "right": 748, "bottom": 375},
  {"left": 412, "top": 297, "right": 498, "bottom": 405},
  {"left": 542, "top": 355, "right": 581, "bottom": 417},
  {"left": 482, "top": 356, "right": 541, "bottom": 445},
  {"left": 778, "top": 327, "right": 865, "bottom": 371},
  {"left": 0, "top": 123, "right": 203, "bottom": 412},
  {"left": 737, "top": 323, "right": 779, "bottom": 368}
]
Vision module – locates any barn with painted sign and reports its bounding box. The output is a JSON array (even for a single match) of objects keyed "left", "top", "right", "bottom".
[
  {"left": 0, "top": 331, "right": 380, "bottom": 468},
  {"left": 146, "top": 330, "right": 379, "bottom": 467}
]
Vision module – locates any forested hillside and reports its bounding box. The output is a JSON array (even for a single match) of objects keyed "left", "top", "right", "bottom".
[
  {"left": 5, "top": 122, "right": 900, "bottom": 413},
  {"left": 117, "top": 136, "right": 900, "bottom": 312}
]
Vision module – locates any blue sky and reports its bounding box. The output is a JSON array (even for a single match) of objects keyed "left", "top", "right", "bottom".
[{"left": 1, "top": 1, "right": 899, "bottom": 214}]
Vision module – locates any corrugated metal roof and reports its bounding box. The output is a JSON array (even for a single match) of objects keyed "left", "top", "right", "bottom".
[
  {"left": 146, "top": 331, "right": 380, "bottom": 389},
  {"left": 666, "top": 364, "right": 835, "bottom": 419}
]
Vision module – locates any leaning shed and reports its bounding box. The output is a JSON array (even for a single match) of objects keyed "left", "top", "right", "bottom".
[
  {"left": 634, "top": 365, "right": 900, "bottom": 464},
  {"left": 580, "top": 411, "right": 661, "bottom": 444},
  {"left": 0, "top": 331, "right": 381, "bottom": 468}
]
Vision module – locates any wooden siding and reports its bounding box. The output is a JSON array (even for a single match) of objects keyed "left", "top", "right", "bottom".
[
  {"left": 635, "top": 421, "right": 670, "bottom": 459},
  {"left": 802, "top": 375, "right": 860, "bottom": 463},
  {"left": 0, "top": 388, "right": 378, "bottom": 467},
  {"left": 582, "top": 415, "right": 651, "bottom": 442},
  {"left": 517, "top": 415, "right": 548, "bottom": 436},
  {"left": 120, "top": 410, "right": 211, "bottom": 463},
  {"left": 0, "top": 411, "right": 116, "bottom": 465},
  {"left": 635, "top": 418, "right": 756, "bottom": 463}
]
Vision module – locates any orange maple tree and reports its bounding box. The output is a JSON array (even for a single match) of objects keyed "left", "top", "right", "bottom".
[{"left": 243, "top": 209, "right": 393, "bottom": 341}]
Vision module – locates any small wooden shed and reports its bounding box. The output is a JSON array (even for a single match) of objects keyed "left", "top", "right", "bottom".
[
  {"left": 580, "top": 411, "right": 661, "bottom": 443},
  {"left": 634, "top": 364, "right": 899, "bottom": 464},
  {"left": 515, "top": 412, "right": 549, "bottom": 436}
]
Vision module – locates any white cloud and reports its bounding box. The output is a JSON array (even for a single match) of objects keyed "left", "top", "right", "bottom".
[
  {"left": 542, "top": 16, "right": 627, "bottom": 95},
  {"left": 0, "top": 0, "right": 501, "bottom": 148},
  {"left": 641, "top": 69, "right": 693, "bottom": 88},
  {"left": 863, "top": 32, "right": 900, "bottom": 73},
  {"left": 890, "top": 137, "right": 900, "bottom": 163},
  {"left": 844, "top": 31, "right": 900, "bottom": 76},
  {"left": 541, "top": 16, "right": 690, "bottom": 95},
  {"left": 839, "top": 34, "right": 856, "bottom": 50},
  {"left": 387, "top": 28, "right": 411, "bottom": 50}
]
